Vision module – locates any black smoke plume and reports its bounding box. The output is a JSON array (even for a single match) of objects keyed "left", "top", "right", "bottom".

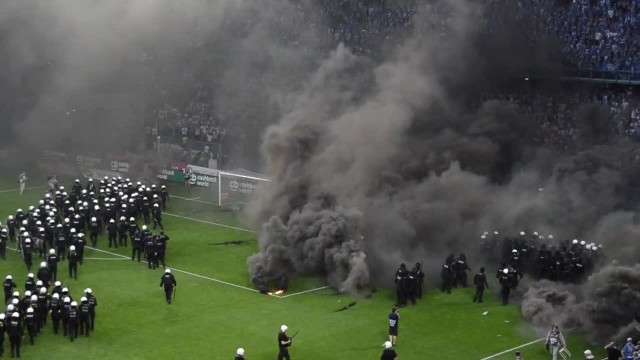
[{"left": 246, "top": 0, "right": 640, "bottom": 343}]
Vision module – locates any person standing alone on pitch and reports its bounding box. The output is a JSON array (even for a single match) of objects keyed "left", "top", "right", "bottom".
[
  {"left": 18, "top": 172, "right": 27, "bottom": 195},
  {"left": 160, "top": 269, "right": 176, "bottom": 304},
  {"left": 381, "top": 341, "right": 397, "bottom": 360},
  {"left": 545, "top": 325, "right": 566, "bottom": 360},
  {"left": 388, "top": 307, "right": 399, "bottom": 346},
  {"left": 278, "top": 325, "right": 292, "bottom": 360}
]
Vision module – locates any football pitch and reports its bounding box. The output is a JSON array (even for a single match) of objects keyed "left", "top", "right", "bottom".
[{"left": 0, "top": 180, "right": 601, "bottom": 359}]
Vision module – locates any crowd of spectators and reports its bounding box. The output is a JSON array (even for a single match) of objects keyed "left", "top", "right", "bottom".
[
  {"left": 137, "top": 0, "right": 640, "bottom": 165},
  {"left": 542, "top": 0, "right": 640, "bottom": 72},
  {"left": 484, "top": 86, "right": 640, "bottom": 149}
]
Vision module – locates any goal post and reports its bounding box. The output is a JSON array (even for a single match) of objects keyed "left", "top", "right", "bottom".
[{"left": 217, "top": 171, "right": 270, "bottom": 208}]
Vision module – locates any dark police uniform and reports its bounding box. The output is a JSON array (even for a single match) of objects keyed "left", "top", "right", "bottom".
[
  {"left": 68, "top": 251, "right": 79, "bottom": 280},
  {"left": 278, "top": 330, "right": 291, "bottom": 360},
  {"left": 79, "top": 301, "right": 90, "bottom": 336},
  {"left": 381, "top": 348, "right": 398, "bottom": 360},
  {"left": 68, "top": 305, "right": 79, "bottom": 341},
  {"left": 160, "top": 272, "right": 176, "bottom": 304},
  {"left": 8, "top": 315, "right": 22, "bottom": 358},
  {"left": 87, "top": 294, "right": 97, "bottom": 331},
  {"left": 473, "top": 269, "right": 489, "bottom": 303}
]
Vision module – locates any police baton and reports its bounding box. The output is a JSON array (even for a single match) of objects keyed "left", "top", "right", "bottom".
[
  {"left": 290, "top": 331, "right": 299, "bottom": 339},
  {"left": 173, "top": 285, "right": 177, "bottom": 301}
]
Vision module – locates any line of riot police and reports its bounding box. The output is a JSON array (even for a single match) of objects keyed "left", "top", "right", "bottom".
[
  {"left": 1, "top": 274, "right": 98, "bottom": 357},
  {"left": 479, "top": 231, "right": 604, "bottom": 284},
  {"left": 393, "top": 263, "right": 425, "bottom": 307},
  {"left": 0, "top": 176, "right": 172, "bottom": 274}
]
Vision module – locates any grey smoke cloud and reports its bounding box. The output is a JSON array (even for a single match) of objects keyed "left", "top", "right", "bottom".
[
  {"left": 247, "top": 0, "right": 640, "bottom": 343},
  {"left": 0, "top": 0, "right": 322, "bottom": 165}
]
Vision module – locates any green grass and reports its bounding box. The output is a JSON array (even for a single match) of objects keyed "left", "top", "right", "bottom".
[{"left": 0, "top": 179, "right": 606, "bottom": 359}]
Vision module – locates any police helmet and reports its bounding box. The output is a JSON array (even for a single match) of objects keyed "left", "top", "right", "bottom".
[
  {"left": 63, "top": 297, "right": 71, "bottom": 303},
  {"left": 142, "top": 225, "right": 147, "bottom": 231},
  {"left": 11, "top": 312, "right": 19, "bottom": 318},
  {"left": 52, "top": 293, "right": 59, "bottom": 299},
  {"left": 110, "top": 219, "right": 115, "bottom": 223},
  {"left": 4, "top": 275, "right": 11, "bottom": 280},
  {"left": 384, "top": 341, "right": 392, "bottom": 349},
  {"left": 36, "top": 280, "right": 42, "bottom": 287},
  {"left": 40, "top": 262, "right": 46, "bottom": 268},
  {"left": 165, "top": 269, "right": 171, "bottom": 274},
  {"left": 25, "top": 291, "right": 32, "bottom": 297},
  {"left": 6, "top": 305, "right": 13, "bottom": 312},
  {"left": 280, "top": 325, "right": 288, "bottom": 332},
  {"left": 30, "top": 295, "right": 37, "bottom": 301},
  {"left": 54, "top": 281, "right": 61, "bottom": 287},
  {"left": 503, "top": 268, "right": 509, "bottom": 274},
  {"left": 39, "top": 287, "right": 46, "bottom": 294},
  {"left": 81, "top": 297, "right": 87, "bottom": 302},
  {"left": 27, "top": 307, "right": 34, "bottom": 313},
  {"left": 12, "top": 291, "right": 18, "bottom": 297},
  {"left": 69, "top": 245, "right": 76, "bottom": 251},
  {"left": 85, "top": 288, "right": 92, "bottom": 294},
  {"left": 237, "top": 348, "right": 245, "bottom": 356}
]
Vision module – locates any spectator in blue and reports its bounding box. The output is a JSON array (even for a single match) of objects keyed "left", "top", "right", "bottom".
[{"left": 623, "top": 337, "right": 635, "bottom": 360}]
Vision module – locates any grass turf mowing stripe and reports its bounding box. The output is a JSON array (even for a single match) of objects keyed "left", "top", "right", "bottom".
[
  {"left": 479, "top": 338, "right": 545, "bottom": 360},
  {"left": 164, "top": 212, "right": 255, "bottom": 233},
  {"left": 85, "top": 246, "right": 261, "bottom": 294}
]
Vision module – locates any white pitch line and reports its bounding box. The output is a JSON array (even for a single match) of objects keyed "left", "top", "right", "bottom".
[
  {"left": 479, "top": 338, "right": 544, "bottom": 360},
  {"left": 0, "top": 186, "right": 46, "bottom": 194},
  {"left": 279, "top": 286, "right": 331, "bottom": 298},
  {"left": 172, "top": 195, "right": 205, "bottom": 202},
  {"left": 164, "top": 212, "right": 256, "bottom": 233},
  {"left": 84, "top": 246, "right": 260, "bottom": 293}
]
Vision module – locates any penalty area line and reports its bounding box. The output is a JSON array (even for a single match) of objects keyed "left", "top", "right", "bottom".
[
  {"left": 164, "top": 212, "right": 256, "bottom": 233},
  {"left": 479, "top": 338, "right": 544, "bottom": 360},
  {"left": 0, "top": 186, "right": 47, "bottom": 194},
  {"left": 172, "top": 195, "right": 209, "bottom": 203},
  {"left": 84, "top": 246, "right": 260, "bottom": 294},
  {"left": 278, "top": 286, "right": 331, "bottom": 298}
]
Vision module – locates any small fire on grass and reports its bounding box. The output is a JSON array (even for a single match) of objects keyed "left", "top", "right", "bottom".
[{"left": 267, "top": 290, "right": 286, "bottom": 296}]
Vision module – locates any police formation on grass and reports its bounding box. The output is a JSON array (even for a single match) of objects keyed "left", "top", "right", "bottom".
[{"left": 0, "top": 176, "right": 178, "bottom": 357}]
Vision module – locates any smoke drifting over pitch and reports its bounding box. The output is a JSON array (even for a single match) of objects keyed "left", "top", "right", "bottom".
[{"left": 248, "top": 0, "right": 640, "bottom": 343}]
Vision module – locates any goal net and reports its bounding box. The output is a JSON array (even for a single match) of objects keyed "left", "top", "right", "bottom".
[{"left": 217, "top": 171, "right": 270, "bottom": 208}]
